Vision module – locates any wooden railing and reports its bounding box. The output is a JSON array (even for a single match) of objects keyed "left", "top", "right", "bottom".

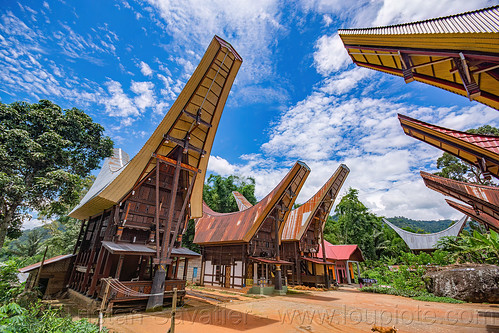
[{"left": 100, "top": 279, "right": 186, "bottom": 302}]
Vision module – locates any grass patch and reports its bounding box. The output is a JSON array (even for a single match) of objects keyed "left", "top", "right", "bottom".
[
  {"left": 360, "top": 286, "right": 464, "bottom": 304},
  {"left": 411, "top": 295, "right": 464, "bottom": 303}
]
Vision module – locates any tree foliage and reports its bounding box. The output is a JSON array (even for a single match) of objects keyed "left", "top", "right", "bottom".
[
  {"left": 325, "top": 188, "right": 396, "bottom": 260},
  {"left": 0, "top": 100, "right": 113, "bottom": 248},
  {"left": 435, "top": 125, "right": 499, "bottom": 185},
  {"left": 202, "top": 174, "right": 257, "bottom": 213}
]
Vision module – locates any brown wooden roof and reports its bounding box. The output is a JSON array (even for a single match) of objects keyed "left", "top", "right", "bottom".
[
  {"left": 339, "top": 6, "right": 499, "bottom": 110},
  {"left": 399, "top": 114, "right": 499, "bottom": 179},
  {"left": 420, "top": 171, "right": 499, "bottom": 221},
  {"left": 70, "top": 36, "right": 242, "bottom": 220},
  {"left": 446, "top": 199, "right": 499, "bottom": 231},
  {"left": 194, "top": 161, "right": 310, "bottom": 245}
]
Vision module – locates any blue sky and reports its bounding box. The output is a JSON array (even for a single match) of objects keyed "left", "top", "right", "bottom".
[{"left": 1, "top": 0, "right": 498, "bottom": 229}]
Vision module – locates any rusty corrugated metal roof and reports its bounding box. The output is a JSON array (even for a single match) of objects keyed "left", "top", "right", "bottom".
[
  {"left": 282, "top": 164, "right": 350, "bottom": 241},
  {"left": 420, "top": 171, "right": 499, "bottom": 221},
  {"left": 399, "top": 114, "right": 499, "bottom": 179},
  {"left": 232, "top": 191, "right": 253, "bottom": 211},
  {"left": 338, "top": 6, "right": 499, "bottom": 35},
  {"left": 19, "top": 254, "right": 74, "bottom": 273},
  {"left": 446, "top": 199, "right": 499, "bottom": 231},
  {"left": 194, "top": 161, "right": 310, "bottom": 244}
]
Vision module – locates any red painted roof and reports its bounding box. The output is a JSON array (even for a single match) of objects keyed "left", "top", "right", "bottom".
[
  {"left": 317, "top": 241, "right": 364, "bottom": 261},
  {"left": 398, "top": 114, "right": 499, "bottom": 154},
  {"left": 19, "top": 254, "right": 74, "bottom": 273}
]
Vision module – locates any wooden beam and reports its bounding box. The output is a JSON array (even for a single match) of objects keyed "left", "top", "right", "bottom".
[{"left": 153, "top": 153, "right": 200, "bottom": 173}]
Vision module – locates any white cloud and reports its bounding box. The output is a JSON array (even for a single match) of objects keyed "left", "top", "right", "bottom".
[
  {"left": 371, "top": 0, "right": 493, "bottom": 27},
  {"left": 313, "top": 33, "right": 351, "bottom": 76},
  {"left": 207, "top": 156, "right": 236, "bottom": 176},
  {"left": 131, "top": 81, "right": 156, "bottom": 110},
  {"left": 145, "top": 0, "right": 282, "bottom": 85},
  {"left": 140, "top": 61, "right": 153, "bottom": 76},
  {"left": 103, "top": 80, "right": 140, "bottom": 118}
]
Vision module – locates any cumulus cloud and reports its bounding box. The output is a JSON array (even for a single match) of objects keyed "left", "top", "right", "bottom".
[
  {"left": 103, "top": 80, "right": 140, "bottom": 118},
  {"left": 131, "top": 81, "right": 156, "bottom": 110},
  {"left": 140, "top": 61, "right": 153, "bottom": 76},
  {"left": 313, "top": 33, "right": 351, "bottom": 76},
  {"left": 145, "top": 0, "right": 283, "bottom": 86}
]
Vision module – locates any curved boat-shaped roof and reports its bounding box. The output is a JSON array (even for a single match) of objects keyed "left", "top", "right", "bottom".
[
  {"left": 446, "top": 199, "right": 499, "bottom": 231},
  {"left": 420, "top": 171, "right": 499, "bottom": 221},
  {"left": 194, "top": 161, "right": 310, "bottom": 245},
  {"left": 282, "top": 164, "right": 350, "bottom": 241},
  {"left": 382, "top": 217, "right": 467, "bottom": 251},
  {"left": 339, "top": 6, "right": 499, "bottom": 110},
  {"left": 232, "top": 190, "right": 254, "bottom": 211},
  {"left": 399, "top": 114, "right": 499, "bottom": 179},
  {"left": 70, "top": 36, "right": 242, "bottom": 220}
]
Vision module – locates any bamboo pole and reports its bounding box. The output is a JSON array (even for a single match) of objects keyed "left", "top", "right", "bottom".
[
  {"left": 99, "top": 278, "right": 111, "bottom": 332},
  {"left": 32, "top": 246, "right": 48, "bottom": 291},
  {"left": 168, "top": 287, "right": 177, "bottom": 333}
]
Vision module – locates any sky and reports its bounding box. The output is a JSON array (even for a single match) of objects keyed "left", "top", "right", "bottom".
[{"left": 1, "top": 0, "right": 498, "bottom": 229}]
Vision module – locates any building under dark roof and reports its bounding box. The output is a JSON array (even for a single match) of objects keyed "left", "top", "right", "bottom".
[
  {"left": 66, "top": 36, "right": 242, "bottom": 311},
  {"left": 232, "top": 164, "right": 350, "bottom": 287},
  {"left": 194, "top": 161, "right": 310, "bottom": 291}
]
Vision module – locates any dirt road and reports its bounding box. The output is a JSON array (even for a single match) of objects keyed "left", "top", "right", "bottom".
[{"left": 102, "top": 287, "right": 499, "bottom": 332}]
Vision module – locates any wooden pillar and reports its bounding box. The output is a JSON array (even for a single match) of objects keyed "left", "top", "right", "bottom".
[
  {"left": 183, "top": 258, "right": 189, "bottom": 281},
  {"left": 115, "top": 255, "right": 125, "bottom": 279},
  {"left": 88, "top": 248, "right": 105, "bottom": 296},
  {"left": 200, "top": 254, "right": 206, "bottom": 286},
  {"left": 173, "top": 257, "right": 180, "bottom": 279},
  {"left": 320, "top": 230, "right": 330, "bottom": 289},
  {"left": 274, "top": 212, "right": 283, "bottom": 290}
]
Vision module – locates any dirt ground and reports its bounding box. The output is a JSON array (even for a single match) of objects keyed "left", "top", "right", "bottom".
[{"left": 101, "top": 286, "right": 499, "bottom": 333}]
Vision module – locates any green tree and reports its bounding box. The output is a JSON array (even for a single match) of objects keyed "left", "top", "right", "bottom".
[
  {"left": 435, "top": 125, "right": 499, "bottom": 185},
  {"left": 10, "top": 229, "right": 45, "bottom": 258},
  {"left": 202, "top": 174, "right": 257, "bottom": 213},
  {"left": 326, "top": 188, "right": 387, "bottom": 260},
  {"left": 0, "top": 100, "right": 113, "bottom": 249}
]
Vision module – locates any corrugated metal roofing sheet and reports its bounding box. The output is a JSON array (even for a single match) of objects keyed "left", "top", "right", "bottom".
[
  {"left": 232, "top": 191, "right": 253, "bottom": 211},
  {"left": 446, "top": 199, "right": 499, "bottom": 230},
  {"left": 194, "top": 161, "right": 310, "bottom": 244},
  {"left": 420, "top": 171, "right": 499, "bottom": 220},
  {"left": 339, "top": 6, "right": 499, "bottom": 35},
  {"left": 282, "top": 164, "right": 350, "bottom": 241},
  {"left": 317, "top": 241, "right": 364, "bottom": 261},
  {"left": 70, "top": 148, "right": 129, "bottom": 216},
  {"left": 399, "top": 114, "right": 499, "bottom": 154},
  {"left": 382, "top": 217, "right": 467, "bottom": 250},
  {"left": 101, "top": 241, "right": 155, "bottom": 255},
  {"left": 19, "top": 254, "right": 74, "bottom": 273}
]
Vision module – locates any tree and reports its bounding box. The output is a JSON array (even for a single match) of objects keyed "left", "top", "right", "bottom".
[
  {"left": 435, "top": 125, "right": 499, "bottom": 185},
  {"left": 0, "top": 100, "right": 113, "bottom": 249},
  {"left": 326, "top": 188, "right": 387, "bottom": 260},
  {"left": 202, "top": 174, "right": 257, "bottom": 213},
  {"left": 10, "top": 228, "right": 45, "bottom": 258}
]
